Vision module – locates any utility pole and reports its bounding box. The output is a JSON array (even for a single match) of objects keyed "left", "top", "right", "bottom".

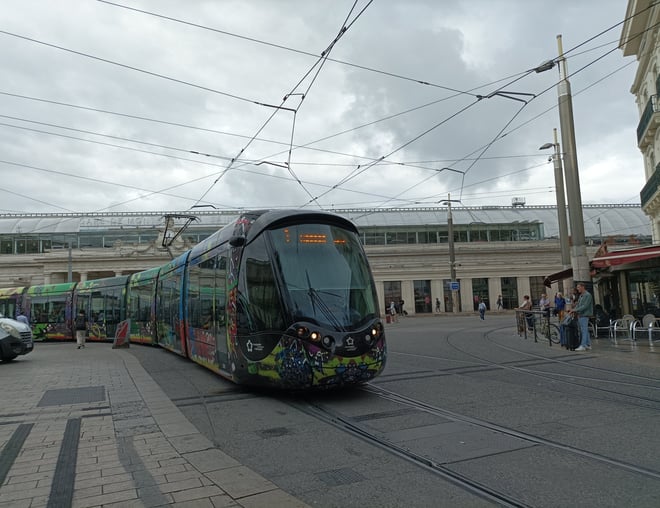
[
  {"left": 67, "top": 241, "right": 72, "bottom": 283},
  {"left": 443, "top": 194, "right": 460, "bottom": 313},
  {"left": 540, "top": 128, "right": 570, "bottom": 271},
  {"left": 556, "top": 35, "right": 590, "bottom": 286}
]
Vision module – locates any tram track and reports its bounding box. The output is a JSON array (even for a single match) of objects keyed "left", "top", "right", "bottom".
[
  {"left": 392, "top": 324, "right": 660, "bottom": 411},
  {"left": 472, "top": 326, "right": 660, "bottom": 409},
  {"left": 283, "top": 377, "right": 660, "bottom": 508},
  {"left": 360, "top": 384, "right": 660, "bottom": 481},
  {"left": 290, "top": 397, "right": 532, "bottom": 508}
]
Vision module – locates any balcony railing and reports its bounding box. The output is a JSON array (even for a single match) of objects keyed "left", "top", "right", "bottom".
[
  {"left": 640, "top": 163, "right": 660, "bottom": 208},
  {"left": 637, "top": 95, "right": 659, "bottom": 144}
]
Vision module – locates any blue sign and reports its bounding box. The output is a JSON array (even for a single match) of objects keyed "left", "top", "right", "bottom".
[{"left": 450, "top": 281, "right": 460, "bottom": 291}]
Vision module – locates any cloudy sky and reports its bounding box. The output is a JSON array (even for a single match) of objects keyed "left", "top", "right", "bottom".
[{"left": 0, "top": 0, "right": 646, "bottom": 215}]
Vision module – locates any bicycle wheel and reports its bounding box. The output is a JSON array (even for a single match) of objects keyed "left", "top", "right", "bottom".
[{"left": 548, "top": 323, "right": 561, "bottom": 344}]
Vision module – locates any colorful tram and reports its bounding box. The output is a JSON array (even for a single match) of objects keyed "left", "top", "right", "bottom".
[{"left": 0, "top": 210, "right": 387, "bottom": 389}]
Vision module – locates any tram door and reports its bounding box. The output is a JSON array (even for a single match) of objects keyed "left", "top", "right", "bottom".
[
  {"left": 214, "top": 254, "right": 228, "bottom": 369},
  {"left": 187, "top": 249, "right": 229, "bottom": 372}
]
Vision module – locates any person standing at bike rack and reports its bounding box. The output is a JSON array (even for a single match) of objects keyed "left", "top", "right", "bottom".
[
  {"left": 517, "top": 295, "right": 534, "bottom": 331},
  {"left": 539, "top": 293, "right": 551, "bottom": 319},
  {"left": 571, "top": 283, "right": 594, "bottom": 352}
]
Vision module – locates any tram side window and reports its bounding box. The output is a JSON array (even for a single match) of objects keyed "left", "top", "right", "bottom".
[
  {"left": 189, "top": 257, "right": 216, "bottom": 329},
  {"left": 241, "top": 236, "right": 284, "bottom": 332},
  {"left": 0, "top": 300, "right": 16, "bottom": 319},
  {"left": 134, "top": 286, "right": 152, "bottom": 321},
  {"left": 31, "top": 300, "right": 65, "bottom": 323}
]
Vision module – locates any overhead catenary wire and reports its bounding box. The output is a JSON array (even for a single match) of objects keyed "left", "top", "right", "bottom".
[
  {"left": 0, "top": 2, "right": 651, "bottom": 214},
  {"left": 96, "top": 0, "right": 480, "bottom": 98},
  {"left": 190, "top": 0, "right": 372, "bottom": 209}
]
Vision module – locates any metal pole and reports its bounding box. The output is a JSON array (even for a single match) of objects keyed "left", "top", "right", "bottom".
[
  {"left": 446, "top": 194, "right": 458, "bottom": 313},
  {"left": 552, "top": 128, "right": 571, "bottom": 270},
  {"left": 67, "top": 241, "right": 72, "bottom": 283},
  {"left": 556, "top": 35, "right": 590, "bottom": 286}
]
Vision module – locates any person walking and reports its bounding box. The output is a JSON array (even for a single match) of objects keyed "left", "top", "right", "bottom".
[
  {"left": 435, "top": 298, "right": 441, "bottom": 313},
  {"left": 496, "top": 295, "right": 503, "bottom": 311},
  {"left": 554, "top": 292, "right": 566, "bottom": 320},
  {"left": 571, "top": 283, "right": 594, "bottom": 351},
  {"left": 75, "top": 310, "right": 88, "bottom": 349},
  {"left": 478, "top": 299, "right": 486, "bottom": 320},
  {"left": 15, "top": 311, "right": 29, "bottom": 326},
  {"left": 388, "top": 301, "right": 397, "bottom": 323}
]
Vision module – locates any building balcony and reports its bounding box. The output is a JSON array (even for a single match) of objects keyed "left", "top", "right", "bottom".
[
  {"left": 637, "top": 95, "right": 660, "bottom": 149},
  {"left": 641, "top": 164, "right": 660, "bottom": 211}
]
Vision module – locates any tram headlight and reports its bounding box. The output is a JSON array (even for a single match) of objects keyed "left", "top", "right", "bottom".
[
  {"left": 296, "top": 326, "right": 310, "bottom": 338},
  {"left": 309, "top": 331, "right": 321, "bottom": 342}
]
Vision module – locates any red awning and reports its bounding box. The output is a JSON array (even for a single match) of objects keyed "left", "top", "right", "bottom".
[
  {"left": 591, "top": 245, "right": 660, "bottom": 268},
  {"left": 543, "top": 267, "right": 573, "bottom": 287}
]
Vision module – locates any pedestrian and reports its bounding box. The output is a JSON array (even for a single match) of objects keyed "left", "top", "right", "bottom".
[
  {"left": 75, "top": 309, "right": 88, "bottom": 349},
  {"left": 435, "top": 298, "right": 441, "bottom": 313},
  {"left": 571, "top": 283, "right": 594, "bottom": 351},
  {"left": 478, "top": 299, "right": 486, "bottom": 320},
  {"left": 15, "top": 311, "right": 29, "bottom": 326},
  {"left": 539, "top": 293, "right": 550, "bottom": 318},
  {"left": 389, "top": 301, "right": 397, "bottom": 323},
  {"left": 399, "top": 299, "right": 407, "bottom": 316},
  {"left": 516, "top": 295, "right": 534, "bottom": 331},
  {"left": 496, "top": 295, "right": 503, "bottom": 311},
  {"left": 554, "top": 292, "right": 566, "bottom": 320}
]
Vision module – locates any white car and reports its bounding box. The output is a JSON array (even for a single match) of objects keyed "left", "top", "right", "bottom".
[{"left": 0, "top": 316, "right": 33, "bottom": 362}]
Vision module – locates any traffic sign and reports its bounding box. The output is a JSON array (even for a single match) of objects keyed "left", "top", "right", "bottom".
[{"left": 450, "top": 281, "right": 459, "bottom": 291}]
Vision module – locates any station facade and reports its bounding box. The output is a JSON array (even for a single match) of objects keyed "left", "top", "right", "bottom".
[{"left": 0, "top": 204, "right": 652, "bottom": 318}]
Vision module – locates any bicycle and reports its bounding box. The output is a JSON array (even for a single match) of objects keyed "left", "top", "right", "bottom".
[{"left": 535, "top": 312, "right": 560, "bottom": 345}]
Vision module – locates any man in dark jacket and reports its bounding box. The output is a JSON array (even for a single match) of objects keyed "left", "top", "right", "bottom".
[{"left": 75, "top": 310, "right": 88, "bottom": 349}]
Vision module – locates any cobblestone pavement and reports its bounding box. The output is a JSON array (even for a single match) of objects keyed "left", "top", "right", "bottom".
[{"left": 0, "top": 343, "right": 309, "bottom": 508}]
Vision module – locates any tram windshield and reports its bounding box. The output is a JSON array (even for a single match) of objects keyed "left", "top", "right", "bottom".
[{"left": 268, "top": 223, "right": 378, "bottom": 328}]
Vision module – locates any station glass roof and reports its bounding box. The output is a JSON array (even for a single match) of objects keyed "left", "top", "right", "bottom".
[{"left": 0, "top": 205, "right": 650, "bottom": 239}]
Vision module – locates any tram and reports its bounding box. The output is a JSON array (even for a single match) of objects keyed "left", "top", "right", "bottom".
[{"left": 0, "top": 210, "right": 387, "bottom": 389}]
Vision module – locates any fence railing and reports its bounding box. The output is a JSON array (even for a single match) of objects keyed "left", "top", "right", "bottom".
[{"left": 515, "top": 309, "right": 558, "bottom": 346}]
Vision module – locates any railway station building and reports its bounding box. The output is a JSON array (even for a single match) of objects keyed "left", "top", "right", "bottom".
[{"left": 0, "top": 204, "right": 655, "bottom": 319}]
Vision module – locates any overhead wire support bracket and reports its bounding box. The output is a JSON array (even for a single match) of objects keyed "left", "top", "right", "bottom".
[
  {"left": 476, "top": 90, "right": 536, "bottom": 104},
  {"left": 252, "top": 101, "right": 297, "bottom": 112},
  {"left": 257, "top": 161, "right": 289, "bottom": 169}
]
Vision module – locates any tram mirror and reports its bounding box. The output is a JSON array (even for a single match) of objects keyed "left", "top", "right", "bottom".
[{"left": 229, "top": 236, "right": 246, "bottom": 247}]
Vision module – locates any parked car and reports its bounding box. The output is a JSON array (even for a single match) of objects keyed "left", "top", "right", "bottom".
[{"left": 0, "top": 316, "right": 33, "bottom": 361}]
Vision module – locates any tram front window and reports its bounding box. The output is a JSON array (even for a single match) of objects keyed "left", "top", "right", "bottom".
[{"left": 269, "top": 224, "right": 378, "bottom": 328}]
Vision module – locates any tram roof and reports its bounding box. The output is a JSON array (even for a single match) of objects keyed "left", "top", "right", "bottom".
[{"left": 0, "top": 204, "right": 650, "bottom": 239}]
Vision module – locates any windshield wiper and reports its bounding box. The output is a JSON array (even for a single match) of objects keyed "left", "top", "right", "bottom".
[{"left": 305, "top": 270, "right": 345, "bottom": 331}]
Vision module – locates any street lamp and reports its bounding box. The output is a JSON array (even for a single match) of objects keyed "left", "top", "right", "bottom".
[
  {"left": 540, "top": 128, "right": 571, "bottom": 274},
  {"left": 441, "top": 194, "right": 461, "bottom": 313}
]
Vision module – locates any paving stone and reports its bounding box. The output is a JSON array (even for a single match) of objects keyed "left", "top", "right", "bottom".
[
  {"left": 183, "top": 449, "right": 241, "bottom": 473},
  {"left": 204, "top": 466, "right": 277, "bottom": 499},
  {"left": 0, "top": 344, "right": 308, "bottom": 508}
]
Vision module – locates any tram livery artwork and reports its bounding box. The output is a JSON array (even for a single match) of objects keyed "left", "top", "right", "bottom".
[{"left": 0, "top": 210, "right": 387, "bottom": 389}]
